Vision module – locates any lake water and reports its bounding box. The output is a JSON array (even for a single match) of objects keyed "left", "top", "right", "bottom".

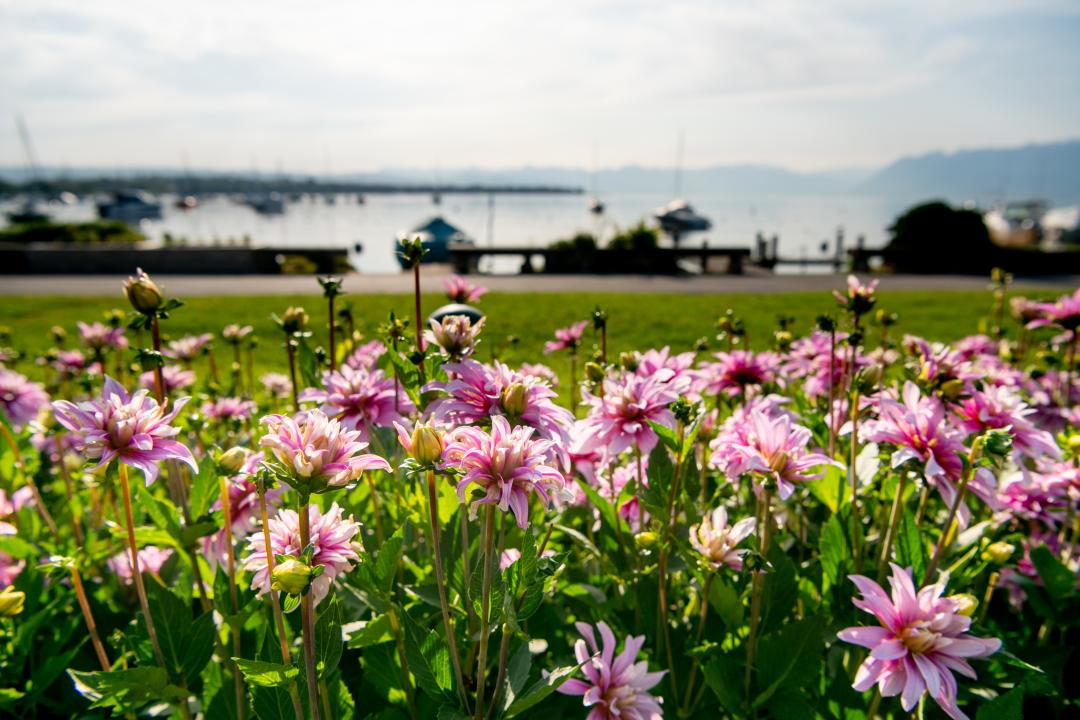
[{"left": 5, "top": 190, "right": 910, "bottom": 274}]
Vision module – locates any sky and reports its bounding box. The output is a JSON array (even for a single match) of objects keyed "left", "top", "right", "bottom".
[{"left": 1, "top": 0, "right": 1079, "bottom": 174}]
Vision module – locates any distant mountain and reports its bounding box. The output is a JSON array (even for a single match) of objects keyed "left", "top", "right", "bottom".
[{"left": 857, "top": 140, "right": 1080, "bottom": 206}]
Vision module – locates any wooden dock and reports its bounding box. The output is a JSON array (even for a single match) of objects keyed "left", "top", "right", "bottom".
[{"left": 447, "top": 243, "right": 753, "bottom": 275}]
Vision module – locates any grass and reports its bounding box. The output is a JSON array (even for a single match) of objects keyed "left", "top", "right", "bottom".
[{"left": 0, "top": 288, "right": 1039, "bottom": 387}]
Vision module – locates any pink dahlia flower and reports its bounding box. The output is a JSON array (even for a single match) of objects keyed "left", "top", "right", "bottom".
[
  {"left": 140, "top": 365, "right": 196, "bottom": 394},
  {"left": 344, "top": 340, "right": 387, "bottom": 371},
  {"left": 260, "top": 372, "right": 293, "bottom": 399},
  {"left": 202, "top": 396, "right": 256, "bottom": 422},
  {"left": 165, "top": 333, "right": 214, "bottom": 362},
  {"left": 51, "top": 350, "right": 90, "bottom": 381},
  {"left": 518, "top": 362, "right": 559, "bottom": 387},
  {"left": 77, "top": 322, "right": 128, "bottom": 351},
  {"left": 259, "top": 410, "right": 391, "bottom": 494},
  {"left": 781, "top": 331, "right": 867, "bottom": 401},
  {"left": 544, "top": 321, "right": 588, "bottom": 354},
  {"left": 1026, "top": 287, "right": 1080, "bottom": 333},
  {"left": 108, "top": 546, "right": 174, "bottom": 585},
  {"left": 718, "top": 408, "right": 838, "bottom": 500},
  {"left": 635, "top": 346, "right": 697, "bottom": 380},
  {"left": 555, "top": 621, "right": 665, "bottom": 720},
  {"left": 0, "top": 369, "right": 49, "bottom": 430},
  {"left": 243, "top": 502, "right": 360, "bottom": 607},
  {"left": 577, "top": 371, "right": 679, "bottom": 463},
  {"left": 202, "top": 450, "right": 283, "bottom": 567},
  {"left": 425, "top": 315, "right": 485, "bottom": 359},
  {"left": 52, "top": 376, "right": 197, "bottom": 485},
  {"left": 594, "top": 459, "right": 650, "bottom": 532},
  {"left": 300, "top": 365, "right": 411, "bottom": 441},
  {"left": 833, "top": 274, "right": 878, "bottom": 316},
  {"left": 837, "top": 564, "right": 1000, "bottom": 720},
  {"left": 442, "top": 415, "right": 564, "bottom": 528},
  {"left": 695, "top": 350, "right": 779, "bottom": 399},
  {"left": 953, "top": 385, "right": 1060, "bottom": 462},
  {"left": 689, "top": 505, "right": 756, "bottom": 571},
  {"left": 443, "top": 273, "right": 487, "bottom": 304}
]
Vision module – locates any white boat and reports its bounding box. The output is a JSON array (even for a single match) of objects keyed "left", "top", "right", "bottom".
[{"left": 654, "top": 198, "right": 711, "bottom": 238}]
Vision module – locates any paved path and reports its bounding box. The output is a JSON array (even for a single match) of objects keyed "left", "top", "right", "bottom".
[{"left": 0, "top": 272, "right": 1076, "bottom": 296}]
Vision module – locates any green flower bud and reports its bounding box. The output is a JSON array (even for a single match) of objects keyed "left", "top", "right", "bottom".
[
  {"left": 49, "top": 326, "right": 67, "bottom": 344},
  {"left": 0, "top": 587, "right": 25, "bottom": 617},
  {"left": 124, "top": 268, "right": 165, "bottom": 315},
  {"left": 981, "top": 428, "right": 1013, "bottom": 458},
  {"left": 500, "top": 382, "right": 528, "bottom": 417},
  {"left": 281, "top": 307, "right": 309, "bottom": 335},
  {"left": 584, "top": 362, "right": 606, "bottom": 384},
  {"left": 951, "top": 593, "right": 978, "bottom": 617},
  {"left": 410, "top": 423, "right": 445, "bottom": 465},
  {"left": 271, "top": 558, "right": 313, "bottom": 596},
  {"left": 634, "top": 531, "right": 658, "bottom": 550},
  {"left": 939, "top": 378, "right": 964, "bottom": 401},
  {"left": 217, "top": 447, "right": 248, "bottom": 473},
  {"left": 982, "top": 541, "right": 1015, "bottom": 564}
]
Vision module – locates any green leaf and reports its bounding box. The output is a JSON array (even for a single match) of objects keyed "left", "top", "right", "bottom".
[
  {"left": 760, "top": 545, "right": 798, "bottom": 633},
  {"left": 316, "top": 595, "right": 343, "bottom": 677},
  {"left": 819, "top": 514, "right": 851, "bottom": 592},
  {"left": 189, "top": 460, "right": 220, "bottom": 520},
  {"left": 232, "top": 658, "right": 300, "bottom": 688},
  {"left": 577, "top": 481, "right": 620, "bottom": 538},
  {"left": 753, "top": 616, "right": 823, "bottom": 707},
  {"left": 347, "top": 613, "right": 394, "bottom": 648},
  {"left": 251, "top": 685, "right": 297, "bottom": 720},
  {"left": 297, "top": 342, "right": 320, "bottom": 389},
  {"left": 806, "top": 464, "right": 848, "bottom": 513},
  {"left": 646, "top": 420, "right": 679, "bottom": 453},
  {"left": 69, "top": 667, "right": 187, "bottom": 711},
  {"left": 894, "top": 506, "right": 927, "bottom": 582},
  {"left": 502, "top": 641, "right": 532, "bottom": 712},
  {"left": 135, "top": 482, "right": 182, "bottom": 542},
  {"left": 375, "top": 527, "right": 406, "bottom": 594},
  {"left": 0, "top": 535, "right": 38, "bottom": 560},
  {"left": 766, "top": 688, "right": 819, "bottom": 720},
  {"left": 702, "top": 653, "right": 745, "bottom": 714},
  {"left": 146, "top": 582, "right": 216, "bottom": 682},
  {"left": 1030, "top": 545, "right": 1075, "bottom": 601},
  {"left": 505, "top": 662, "right": 581, "bottom": 718},
  {"left": 708, "top": 578, "right": 744, "bottom": 629},
  {"left": 402, "top": 611, "right": 454, "bottom": 702},
  {"left": 362, "top": 642, "right": 403, "bottom": 703},
  {"left": 976, "top": 686, "right": 1024, "bottom": 720}
]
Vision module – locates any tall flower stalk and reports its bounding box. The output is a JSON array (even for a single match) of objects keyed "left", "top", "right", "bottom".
[{"left": 473, "top": 504, "right": 497, "bottom": 720}]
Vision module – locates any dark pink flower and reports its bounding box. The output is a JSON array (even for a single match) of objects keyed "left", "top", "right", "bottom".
[
  {"left": 953, "top": 386, "right": 1060, "bottom": 462},
  {"left": 243, "top": 502, "right": 360, "bottom": 607},
  {"left": 838, "top": 564, "right": 1000, "bottom": 720},
  {"left": 1026, "top": 288, "right": 1080, "bottom": 333},
  {"left": 443, "top": 274, "right": 487, "bottom": 304},
  {"left": 300, "top": 365, "right": 411, "bottom": 441},
  {"left": 52, "top": 376, "right": 197, "bottom": 485},
  {"left": 695, "top": 350, "right": 779, "bottom": 399},
  {"left": 555, "top": 621, "right": 665, "bottom": 720},
  {"left": 544, "top": 321, "right": 588, "bottom": 354},
  {"left": 0, "top": 369, "right": 49, "bottom": 430},
  {"left": 442, "top": 415, "right": 563, "bottom": 528}
]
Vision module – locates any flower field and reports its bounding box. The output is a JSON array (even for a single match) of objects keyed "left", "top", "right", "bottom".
[{"left": 0, "top": 263, "right": 1078, "bottom": 719}]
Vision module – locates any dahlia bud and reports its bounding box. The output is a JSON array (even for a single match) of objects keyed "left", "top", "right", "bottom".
[
  {"left": 217, "top": 446, "right": 248, "bottom": 473},
  {"left": 854, "top": 365, "right": 883, "bottom": 394},
  {"left": 634, "top": 531, "right": 658, "bottom": 550},
  {"left": 1066, "top": 434, "right": 1080, "bottom": 453},
  {"left": 271, "top": 558, "right": 312, "bottom": 596},
  {"left": 49, "top": 326, "right": 67, "bottom": 344},
  {"left": 409, "top": 423, "right": 445, "bottom": 465},
  {"left": 500, "top": 382, "right": 528, "bottom": 417},
  {"left": 281, "top": 307, "right": 309, "bottom": 335},
  {"left": 981, "top": 428, "right": 1013, "bottom": 458},
  {"left": 951, "top": 593, "right": 978, "bottom": 617},
  {"left": 584, "top": 362, "right": 605, "bottom": 384},
  {"left": 124, "top": 268, "right": 165, "bottom": 315},
  {"left": 939, "top": 378, "right": 964, "bottom": 401},
  {"left": 619, "top": 352, "right": 638, "bottom": 372},
  {"left": 0, "top": 587, "right": 25, "bottom": 617},
  {"left": 982, "top": 541, "right": 1015, "bottom": 564}
]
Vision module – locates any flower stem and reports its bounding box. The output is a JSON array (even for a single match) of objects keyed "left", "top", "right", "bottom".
[
  {"left": 70, "top": 564, "right": 111, "bottom": 671},
  {"left": 473, "top": 505, "right": 497, "bottom": 720},
  {"left": 218, "top": 474, "right": 246, "bottom": 720},
  {"left": 681, "top": 574, "right": 713, "bottom": 714},
  {"left": 426, "top": 471, "right": 470, "bottom": 711},
  {"left": 827, "top": 329, "right": 837, "bottom": 456},
  {"left": 150, "top": 316, "right": 165, "bottom": 405},
  {"left": 285, "top": 340, "right": 300, "bottom": 413},
  {"left": 328, "top": 294, "right": 337, "bottom": 372},
  {"left": 876, "top": 474, "right": 907, "bottom": 579},
  {"left": 924, "top": 444, "right": 981, "bottom": 584},
  {"left": 257, "top": 481, "right": 305, "bottom": 719},
  {"left": 297, "top": 498, "right": 322, "bottom": 720},
  {"left": 743, "top": 487, "right": 772, "bottom": 707},
  {"left": 656, "top": 424, "right": 685, "bottom": 703}
]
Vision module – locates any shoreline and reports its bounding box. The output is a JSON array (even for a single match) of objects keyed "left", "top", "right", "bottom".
[{"left": 1, "top": 272, "right": 1076, "bottom": 297}]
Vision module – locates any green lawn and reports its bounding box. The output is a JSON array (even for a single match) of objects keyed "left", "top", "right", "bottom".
[{"left": 0, "top": 288, "right": 1041, "bottom": 386}]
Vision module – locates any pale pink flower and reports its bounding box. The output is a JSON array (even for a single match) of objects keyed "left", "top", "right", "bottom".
[
  {"left": 953, "top": 385, "right": 1060, "bottom": 462},
  {"left": 689, "top": 505, "right": 756, "bottom": 571},
  {"left": 0, "top": 369, "right": 49, "bottom": 430},
  {"left": 425, "top": 315, "right": 485, "bottom": 359},
  {"left": 518, "top": 362, "right": 559, "bottom": 387},
  {"left": 202, "top": 396, "right": 256, "bottom": 422},
  {"left": 260, "top": 410, "right": 391, "bottom": 493},
  {"left": 833, "top": 274, "right": 879, "bottom": 315},
  {"left": 837, "top": 564, "right": 1000, "bottom": 720},
  {"left": 140, "top": 365, "right": 196, "bottom": 394},
  {"left": 635, "top": 347, "right": 696, "bottom": 380},
  {"left": 243, "top": 503, "right": 360, "bottom": 607},
  {"left": 995, "top": 470, "right": 1067, "bottom": 527},
  {"left": 555, "top": 621, "right": 665, "bottom": 720},
  {"left": 344, "top": 340, "right": 387, "bottom": 371},
  {"left": 52, "top": 376, "right": 197, "bottom": 485},
  {"left": 716, "top": 408, "right": 838, "bottom": 500},
  {"left": 903, "top": 336, "right": 978, "bottom": 388},
  {"left": 51, "top": 349, "right": 90, "bottom": 381},
  {"left": 1025, "top": 287, "right": 1080, "bottom": 333},
  {"left": 165, "top": 333, "right": 213, "bottom": 362},
  {"left": 577, "top": 371, "right": 679, "bottom": 463},
  {"left": 300, "top": 365, "right": 411, "bottom": 441},
  {"left": 77, "top": 322, "right": 128, "bottom": 351},
  {"left": 952, "top": 335, "right": 999, "bottom": 361},
  {"left": 221, "top": 324, "right": 253, "bottom": 343},
  {"left": 442, "top": 415, "right": 564, "bottom": 528},
  {"left": 544, "top": 321, "right": 588, "bottom": 354},
  {"left": 260, "top": 372, "right": 293, "bottom": 399},
  {"left": 444, "top": 274, "right": 487, "bottom": 304},
  {"left": 695, "top": 351, "right": 779, "bottom": 399},
  {"left": 781, "top": 332, "right": 867, "bottom": 401},
  {"left": 108, "top": 546, "right": 174, "bottom": 585},
  {"left": 202, "top": 450, "right": 283, "bottom": 567}
]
